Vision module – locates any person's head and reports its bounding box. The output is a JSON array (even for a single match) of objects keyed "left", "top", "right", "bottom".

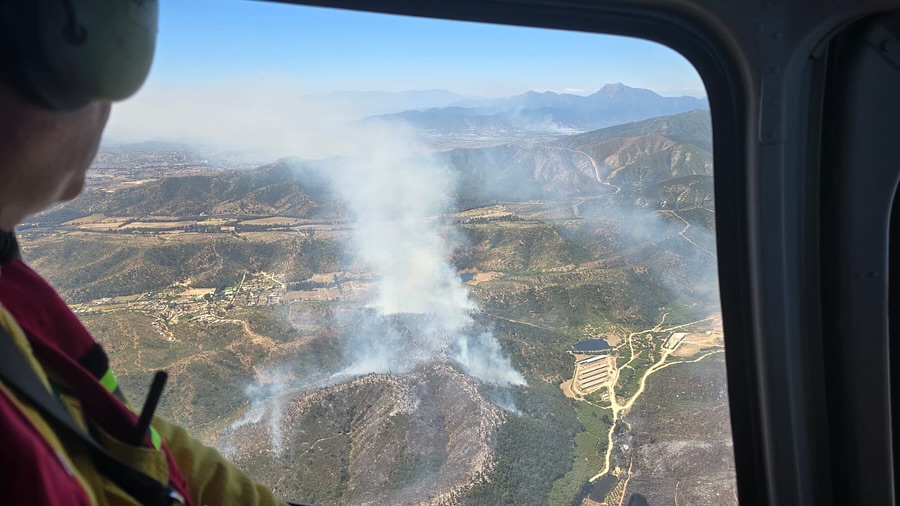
[
  {"left": 0, "top": 0, "right": 158, "bottom": 231},
  {"left": 0, "top": 73, "right": 111, "bottom": 230}
]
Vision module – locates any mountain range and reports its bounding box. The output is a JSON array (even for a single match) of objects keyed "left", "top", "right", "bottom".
[
  {"left": 440, "top": 108, "right": 712, "bottom": 206},
  {"left": 35, "top": 109, "right": 712, "bottom": 226},
  {"left": 368, "top": 83, "right": 708, "bottom": 134},
  {"left": 307, "top": 89, "right": 476, "bottom": 117}
]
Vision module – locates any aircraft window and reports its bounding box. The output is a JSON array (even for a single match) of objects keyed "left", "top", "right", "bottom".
[
  {"left": 889, "top": 128, "right": 900, "bottom": 501},
  {"left": 888, "top": 179, "right": 900, "bottom": 505},
  {"left": 22, "top": 1, "right": 736, "bottom": 504}
]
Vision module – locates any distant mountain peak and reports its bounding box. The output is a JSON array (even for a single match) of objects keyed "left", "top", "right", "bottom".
[
  {"left": 600, "top": 82, "right": 628, "bottom": 91},
  {"left": 368, "top": 84, "right": 709, "bottom": 136},
  {"left": 591, "top": 82, "right": 651, "bottom": 97}
]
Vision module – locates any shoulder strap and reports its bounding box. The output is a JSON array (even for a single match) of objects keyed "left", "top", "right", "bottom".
[
  {"left": 0, "top": 324, "right": 183, "bottom": 506},
  {"left": 0, "top": 230, "right": 20, "bottom": 263}
]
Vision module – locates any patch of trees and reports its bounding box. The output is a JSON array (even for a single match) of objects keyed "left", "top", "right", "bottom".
[
  {"left": 464, "top": 382, "right": 581, "bottom": 505},
  {"left": 286, "top": 280, "right": 332, "bottom": 291},
  {"left": 233, "top": 223, "right": 293, "bottom": 232}
]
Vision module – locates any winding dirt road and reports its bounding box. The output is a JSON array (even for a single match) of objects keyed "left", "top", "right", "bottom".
[
  {"left": 659, "top": 209, "right": 715, "bottom": 257},
  {"left": 590, "top": 315, "right": 721, "bottom": 482}
]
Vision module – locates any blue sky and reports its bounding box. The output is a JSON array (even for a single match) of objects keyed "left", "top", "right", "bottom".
[
  {"left": 107, "top": 1, "right": 706, "bottom": 144},
  {"left": 147, "top": 0, "right": 705, "bottom": 97}
]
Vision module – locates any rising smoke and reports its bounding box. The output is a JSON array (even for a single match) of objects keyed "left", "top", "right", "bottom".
[
  {"left": 222, "top": 366, "right": 293, "bottom": 457},
  {"left": 327, "top": 120, "right": 526, "bottom": 387},
  {"left": 225, "top": 120, "right": 525, "bottom": 456}
]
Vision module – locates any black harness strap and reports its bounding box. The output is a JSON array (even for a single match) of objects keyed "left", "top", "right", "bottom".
[
  {"left": 0, "top": 230, "right": 20, "bottom": 263},
  {"left": 0, "top": 324, "right": 182, "bottom": 506}
]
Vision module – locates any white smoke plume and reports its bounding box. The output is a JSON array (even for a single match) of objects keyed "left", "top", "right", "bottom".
[
  {"left": 223, "top": 367, "right": 293, "bottom": 456},
  {"left": 450, "top": 331, "right": 526, "bottom": 386},
  {"left": 224, "top": 120, "right": 525, "bottom": 457},
  {"left": 326, "top": 120, "right": 526, "bottom": 388}
]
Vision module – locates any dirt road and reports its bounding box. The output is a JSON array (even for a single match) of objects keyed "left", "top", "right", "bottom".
[{"left": 589, "top": 315, "right": 721, "bottom": 482}]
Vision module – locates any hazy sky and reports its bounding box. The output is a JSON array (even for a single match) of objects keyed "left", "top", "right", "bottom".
[{"left": 106, "top": 0, "right": 705, "bottom": 144}]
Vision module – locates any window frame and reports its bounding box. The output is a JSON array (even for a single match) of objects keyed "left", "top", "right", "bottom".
[{"left": 246, "top": 1, "right": 900, "bottom": 503}]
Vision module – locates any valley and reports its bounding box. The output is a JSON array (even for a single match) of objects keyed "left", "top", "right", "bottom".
[{"left": 19, "top": 109, "right": 735, "bottom": 505}]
